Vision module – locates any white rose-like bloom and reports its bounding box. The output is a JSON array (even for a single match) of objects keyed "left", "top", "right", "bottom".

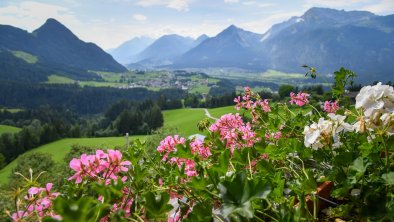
[
  {"left": 328, "top": 113, "right": 353, "bottom": 133},
  {"left": 355, "top": 82, "right": 394, "bottom": 117},
  {"left": 303, "top": 118, "right": 333, "bottom": 150},
  {"left": 303, "top": 114, "right": 353, "bottom": 150}
]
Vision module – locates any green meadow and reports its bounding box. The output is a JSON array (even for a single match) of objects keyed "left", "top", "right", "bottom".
[{"left": 0, "top": 125, "right": 21, "bottom": 135}]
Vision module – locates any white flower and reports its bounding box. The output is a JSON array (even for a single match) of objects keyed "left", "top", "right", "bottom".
[
  {"left": 355, "top": 82, "right": 394, "bottom": 117},
  {"left": 303, "top": 118, "right": 333, "bottom": 150},
  {"left": 328, "top": 113, "right": 353, "bottom": 133},
  {"left": 303, "top": 114, "right": 353, "bottom": 150}
]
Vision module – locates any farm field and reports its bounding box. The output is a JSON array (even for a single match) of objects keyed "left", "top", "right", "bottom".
[
  {"left": 208, "top": 106, "right": 238, "bottom": 118},
  {"left": 162, "top": 109, "right": 206, "bottom": 136},
  {"left": 0, "top": 125, "right": 21, "bottom": 135},
  {"left": 162, "top": 106, "right": 243, "bottom": 136}
]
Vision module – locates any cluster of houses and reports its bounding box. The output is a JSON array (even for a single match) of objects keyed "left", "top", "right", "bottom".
[{"left": 116, "top": 71, "right": 213, "bottom": 91}]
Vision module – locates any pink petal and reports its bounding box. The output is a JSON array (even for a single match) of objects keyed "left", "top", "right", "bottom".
[{"left": 28, "top": 187, "right": 40, "bottom": 195}]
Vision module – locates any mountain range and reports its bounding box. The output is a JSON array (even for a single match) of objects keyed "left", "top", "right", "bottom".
[
  {"left": 0, "top": 18, "right": 126, "bottom": 82},
  {"left": 0, "top": 7, "right": 393, "bottom": 84},
  {"left": 109, "top": 7, "right": 394, "bottom": 83},
  {"left": 107, "top": 36, "right": 155, "bottom": 65}
]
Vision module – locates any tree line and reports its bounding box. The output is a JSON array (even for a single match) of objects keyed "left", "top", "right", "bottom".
[{"left": 0, "top": 99, "right": 164, "bottom": 169}]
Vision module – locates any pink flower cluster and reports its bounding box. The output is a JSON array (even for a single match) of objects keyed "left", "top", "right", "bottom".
[
  {"left": 68, "top": 149, "right": 131, "bottom": 184},
  {"left": 190, "top": 138, "right": 211, "bottom": 159},
  {"left": 234, "top": 87, "right": 271, "bottom": 122},
  {"left": 157, "top": 135, "right": 186, "bottom": 161},
  {"left": 11, "top": 183, "right": 60, "bottom": 221},
  {"left": 323, "top": 100, "right": 340, "bottom": 113},
  {"left": 209, "top": 113, "right": 259, "bottom": 152},
  {"left": 169, "top": 158, "right": 198, "bottom": 177},
  {"left": 290, "top": 92, "right": 310, "bottom": 107},
  {"left": 157, "top": 135, "right": 199, "bottom": 177}
]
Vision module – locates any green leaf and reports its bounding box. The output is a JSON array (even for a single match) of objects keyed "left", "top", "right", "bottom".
[
  {"left": 218, "top": 172, "right": 271, "bottom": 219},
  {"left": 52, "top": 197, "right": 102, "bottom": 222},
  {"left": 349, "top": 157, "right": 369, "bottom": 174},
  {"left": 187, "top": 176, "right": 208, "bottom": 190},
  {"left": 144, "top": 191, "right": 173, "bottom": 219},
  {"left": 382, "top": 172, "right": 394, "bottom": 185},
  {"left": 184, "top": 202, "right": 213, "bottom": 222},
  {"left": 348, "top": 157, "right": 370, "bottom": 184},
  {"left": 211, "top": 149, "right": 230, "bottom": 174}
]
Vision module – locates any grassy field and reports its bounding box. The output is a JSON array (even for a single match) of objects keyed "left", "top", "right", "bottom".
[
  {"left": 46, "top": 75, "right": 126, "bottom": 87},
  {"left": 11, "top": 51, "right": 38, "bottom": 64},
  {"left": 0, "top": 125, "right": 21, "bottom": 135},
  {"left": 46, "top": 75, "right": 76, "bottom": 84},
  {"left": 0, "top": 136, "right": 146, "bottom": 185},
  {"left": 208, "top": 106, "right": 238, "bottom": 118},
  {"left": 163, "top": 109, "right": 206, "bottom": 136},
  {"left": 0, "top": 108, "right": 23, "bottom": 113}
]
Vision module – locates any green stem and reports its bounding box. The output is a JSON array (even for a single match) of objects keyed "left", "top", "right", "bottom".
[
  {"left": 247, "top": 150, "right": 253, "bottom": 179},
  {"left": 214, "top": 214, "right": 226, "bottom": 222},
  {"left": 256, "top": 210, "right": 279, "bottom": 222},
  {"left": 309, "top": 104, "right": 322, "bottom": 118},
  {"left": 133, "top": 213, "right": 145, "bottom": 222},
  {"left": 381, "top": 135, "right": 389, "bottom": 172},
  {"left": 312, "top": 192, "right": 318, "bottom": 220},
  {"left": 254, "top": 215, "right": 266, "bottom": 222}
]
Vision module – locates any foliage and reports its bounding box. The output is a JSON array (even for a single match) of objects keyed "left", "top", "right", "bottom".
[
  {"left": 8, "top": 152, "right": 57, "bottom": 188},
  {"left": 2, "top": 68, "right": 394, "bottom": 221},
  {"left": 278, "top": 84, "right": 295, "bottom": 99}
]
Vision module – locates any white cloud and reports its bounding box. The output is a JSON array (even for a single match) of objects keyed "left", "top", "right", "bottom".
[
  {"left": 303, "top": 0, "right": 368, "bottom": 8},
  {"left": 361, "top": 0, "right": 394, "bottom": 14},
  {"left": 240, "top": 11, "right": 303, "bottom": 34},
  {"left": 0, "top": 1, "right": 79, "bottom": 31},
  {"left": 224, "top": 0, "right": 239, "bottom": 3},
  {"left": 135, "top": 0, "right": 190, "bottom": 11},
  {"left": 241, "top": 1, "right": 274, "bottom": 7},
  {"left": 133, "top": 14, "right": 147, "bottom": 21},
  {"left": 167, "top": 0, "right": 190, "bottom": 11}
]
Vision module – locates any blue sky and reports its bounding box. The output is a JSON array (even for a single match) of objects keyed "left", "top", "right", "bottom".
[{"left": 1, "top": 0, "right": 393, "bottom": 49}]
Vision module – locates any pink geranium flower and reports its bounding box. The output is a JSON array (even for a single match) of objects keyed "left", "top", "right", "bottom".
[
  {"left": 209, "top": 113, "right": 259, "bottom": 152},
  {"left": 190, "top": 139, "right": 211, "bottom": 159},
  {"left": 323, "top": 100, "right": 339, "bottom": 113},
  {"left": 290, "top": 92, "right": 310, "bottom": 107},
  {"left": 157, "top": 135, "right": 186, "bottom": 161}
]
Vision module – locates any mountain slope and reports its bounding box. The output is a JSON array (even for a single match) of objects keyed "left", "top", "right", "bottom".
[
  {"left": 108, "top": 36, "right": 155, "bottom": 64},
  {"left": 32, "top": 19, "right": 126, "bottom": 72},
  {"left": 174, "top": 25, "right": 264, "bottom": 69},
  {"left": 129, "top": 34, "right": 206, "bottom": 67},
  {"left": 259, "top": 7, "right": 394, "bottom": 82},
  {"left": 0, "top": 18, "right": 126, "bottom": 80}
]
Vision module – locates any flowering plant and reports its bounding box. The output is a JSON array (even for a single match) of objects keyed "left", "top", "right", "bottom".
[{"left": 6, "top": 68, "right": 394, "bottom": 221}]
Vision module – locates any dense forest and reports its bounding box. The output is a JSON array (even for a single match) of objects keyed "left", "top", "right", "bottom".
[{"left": 0, "top": 100, "right": 164, "bottom": 168}]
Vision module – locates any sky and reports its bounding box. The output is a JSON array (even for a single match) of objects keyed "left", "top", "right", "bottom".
[{"left": 1, "top": 0, "right": 394, "bottom": 49}]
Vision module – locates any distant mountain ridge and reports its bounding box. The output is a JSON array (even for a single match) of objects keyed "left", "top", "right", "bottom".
[
  {"left": 118, "top": 7, "right": 393, "bottom": 83},
  {"left": 0, "top": 18, "right": 126, "bottom": 82},
  {"left": 174, "top": 25, "right": 263, "bottom": 69},
  {"left": 107, "top": 36, "right": 155, "bottom": 65},
  {"left": 127, "top": 34, "right": 208, "bottom": 68},
  {"left": 258, "top": 7, "right": 394, "bottom": 82}
]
